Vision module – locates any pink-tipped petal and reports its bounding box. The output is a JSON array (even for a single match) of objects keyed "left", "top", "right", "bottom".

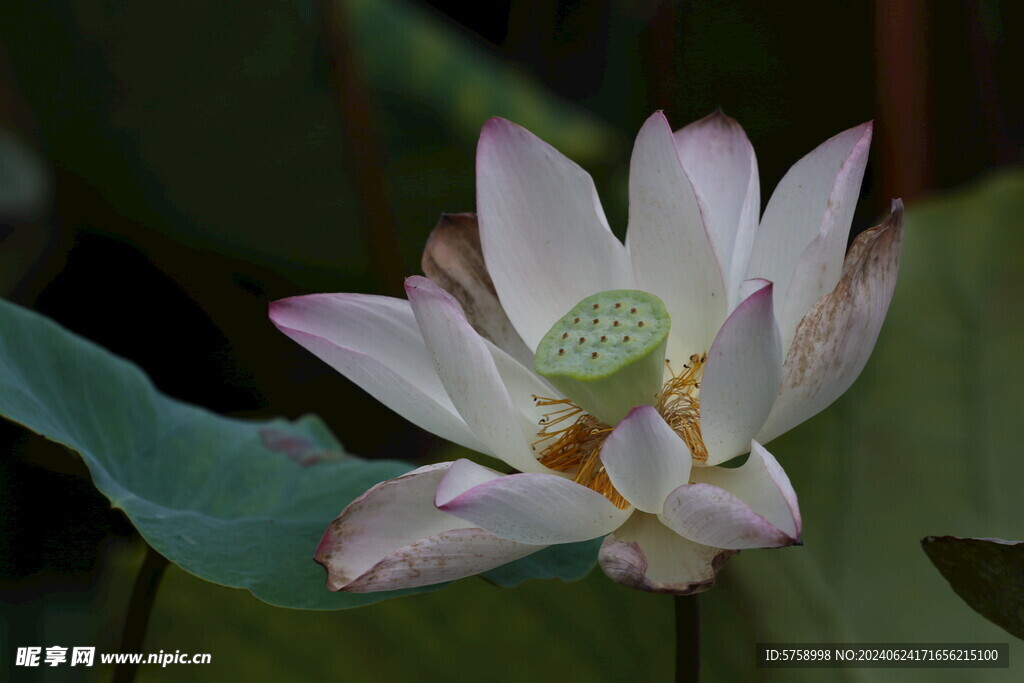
[
  {"left": 692, "top": 441, "right": 801, "bottom": 539},
  {"left": 674, "top": 110, "right": 761, "bottom": 310},
  {"left": 749, "top": 122, "right": 873, "bottom": 352},
  {"left": 598, "top": 512, "right": 737, "bottom": 595},
  {"left": 660, "top": 440, "right": 801, "bottom": 549},
  {"left": 599, "top": 405, "right": 692, "bottom": 513},
  {"left": 405, "top": 276, "right": 548, "bottom": 474},
  {"left": 627, "top": 111, "right": 727, "bottom": 363},
  {"left": 476, "top": 117, "right": 633, "bottom": 351},
  {"left": 421, "top": 212, "right": 534, "bottom": 366},
  {"left": 342, "top": 528, "right": 540, "bottom": 593},
  {"left": 699, "top": 280, "right": 782, "bottom": 465},
  {"left": 315, "top": 463, "right": 541, "bottom": 592},
  {"left": 436, "top": 459, "right": 632, "bottom": 545},
  {"left": 757, "top": 200, "right": 905, "bottom": 443},
  {"left": 660, "top": 488, "right": 790, "bottom": 550},
  {"left": 269, "top": 294, "right": 485, "bottom": 453}
]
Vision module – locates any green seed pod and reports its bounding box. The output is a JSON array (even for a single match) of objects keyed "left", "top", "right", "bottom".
[{"left": 534, "top": 290, "right": 670, "bottom": 425}]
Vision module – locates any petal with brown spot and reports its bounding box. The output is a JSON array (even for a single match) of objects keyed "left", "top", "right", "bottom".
[
  {"left": 756, "top": 199, "right": 905, "bottom": 443},
  {"left": 422, "top": 212, "right": 533, "bottom": 365}
]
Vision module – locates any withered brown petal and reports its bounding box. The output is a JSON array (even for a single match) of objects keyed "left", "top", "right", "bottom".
[
  {"left": 758, "top": 199, "right": 905, "bottom": 443},
  {"left": 422, "top": 212, "right": 533, "bottom": 365}
]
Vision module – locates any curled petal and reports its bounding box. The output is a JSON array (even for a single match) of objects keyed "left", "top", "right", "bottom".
[
  {"left": 436, "top": 459, "right": 632, "bottom": 545},
  {"left": 406, "top": 276, "right": 548, "bottom": 474},
  {"left": 757, "top": 200, "right": 905, "bottom": 443},
  {"left": 269, "top": 293, "right": 485, "bottom": 453},
  {"left": 660, "top": 440, "right": 801, "bottom": 549},
  {"left": 476, "top": 117, "right": 633, "bottom": 351},
  {"left": 600, "top": 405, "right": 691, "bottom": 514},
  {"left": 421, "top": 212, "right": 534, "bottom": 366},
  {"left": 316, "top": 463, "right": 541, "bottom": 592},
  {"left": 433, "top": 456, "right": 506, "bottom": 498},
  {"left": 660, "top": 485, "right": 790, "bottom": 549},
  {"left": 673, "top": 110, "right": 760, "bottom": 310},
  {"left": 627, "top": 111, "right": 726, "bottom": 362},
  {"left": 598, "top": 512, "right": 736, "bottom": 595},
  {"left": 693, "top": 441, "right": 801, "bottom": 538},
  {"left": 749, "top": 121, "right": 873, "bottom": 352},
  {"left": 699, "top": 280, "right": 782, "bottom": 465}
]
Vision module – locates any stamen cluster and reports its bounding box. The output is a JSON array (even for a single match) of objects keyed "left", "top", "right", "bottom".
[{"left": 531, "top": 353, "right": 707, "bottom": 509}]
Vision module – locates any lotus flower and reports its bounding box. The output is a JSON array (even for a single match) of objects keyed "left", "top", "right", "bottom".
[{"left": 270, "top": 111, "right": 903, "bottom": 594}]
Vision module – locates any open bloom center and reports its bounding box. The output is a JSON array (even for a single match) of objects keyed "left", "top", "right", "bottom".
[
  {"left": 531, "top": 352, "right": 707, "bottom": 509},
  {"left": 533, "top": 289, "right": 672, "bottom": 426}
]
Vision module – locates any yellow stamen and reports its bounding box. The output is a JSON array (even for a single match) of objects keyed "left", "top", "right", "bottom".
[
  {"left": 531, "top": 396, "right": 627, "bottom": 509},
  {"left": 657, "top": 353, "right": 708, "bottom": 462},
  {"left": 530, "top": 352, "right": 710, "bottom": 509}
]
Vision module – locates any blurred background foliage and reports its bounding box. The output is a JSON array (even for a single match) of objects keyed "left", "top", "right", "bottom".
[{"left": 1, "top": 0, "right": 1022, "bottom": 681}]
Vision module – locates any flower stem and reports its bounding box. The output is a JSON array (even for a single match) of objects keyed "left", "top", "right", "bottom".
[
  {"left": 113, "top": 544, "right": 169, "bottom": 683},
  {"left": 674, "top": 594, "right": 700, "bottom": 683}
]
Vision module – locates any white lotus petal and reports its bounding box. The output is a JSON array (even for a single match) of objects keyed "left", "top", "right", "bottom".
[
  {"left": 660, "top": 483, "right": 796, "bottom": 551},
  {"left": 692, "top": 440, "right": 801, "bottom": 541},
  {"left": 627, "top": 111, "right": 726, "bottom": 363},
  {"left": 485, "top": 337, "right": 559, "bottom": 431},
  {"left": 342, "top": 528, "right": 541, "bottom": 593},
  {"left": 269, "top": 294, "right": 485, "bottom": 453},
  {"left": 315, "top": 463, "right": 541, "bottom": 592},
  {"left": 406, "top": 276, "right": 548, "bottom": 473},
  {"left": 757, "top": 201, "right": 905, "bottom": 443},
  {"left": 674, "top": 111, "right": 760, "bottom": 310},
  {"left": 600, "top": 405, "right": 691, "bottom": 513},
  {"left": 436, "top": 459, "right": 632, "bottom": 544},
  {"left": 433, "top": 457, "right": 506, "bottom": 502},
  {"left": 699, "top": 280, "right": 782, "bottom": 465},
  {"left": 748, "top": 122, "right": 873, "bottom": 352},
  {"left": 598, "top": 512, "right": 736, "bottom": 594},
  {"left": 477, "top": 117, "right": 633, "bottom": 351}
]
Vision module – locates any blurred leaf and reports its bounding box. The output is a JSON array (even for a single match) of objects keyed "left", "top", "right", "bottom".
[
  {"left": 483, "top": 538, "right": 602, "bottom": 587},
  {"left": 343, "top": 0, "right": 617, "bottom": 164},
  {"left": 0, "top": 296, "right": 424, "bottom": 609},
  {"left": 922, "top": 535, "right": 1024, "bottom": 640},
  {"left": 0, "top": 297, "right": 607, "bottom": 608},
  {"left": 0, "top": 1, "right": 619, "bottom": 290},
  {"left": 701, "top": 167, "right": 1024, "bottom": 682}
]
